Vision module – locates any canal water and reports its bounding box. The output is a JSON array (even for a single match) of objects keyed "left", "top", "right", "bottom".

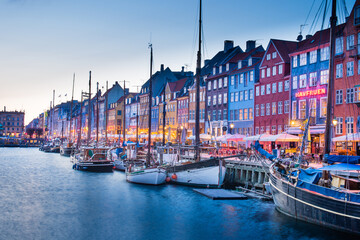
[{"left": 0, "top": 148, "right": 355, "bottom": 240}]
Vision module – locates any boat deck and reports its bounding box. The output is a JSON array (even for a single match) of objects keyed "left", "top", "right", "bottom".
[{"left": 193, "top": 189, "right": 247, "bottom": 200}]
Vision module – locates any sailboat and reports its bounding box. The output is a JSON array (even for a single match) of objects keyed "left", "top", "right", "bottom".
[
  {"left": 72, "top": 71, "right": 114, "bottom": 172},
  {"left": 125, "top": 44, "right": 167, "bottom": 185},
  {"left": 60, "top": 73, "right": 77, "bottom": 157},
  {"left": 264, "top": 0, "right": 360, "bottom": 234},
  {"left": 166, "top": 0, "right": 227, "bottom": 188}
]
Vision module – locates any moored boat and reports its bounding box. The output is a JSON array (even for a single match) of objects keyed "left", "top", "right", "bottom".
[{"left": 71, "top": 147, "right": 113, "bottom": 172}]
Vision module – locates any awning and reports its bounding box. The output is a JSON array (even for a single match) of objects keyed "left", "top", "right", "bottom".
[
  {"left": 260, "top": 132, "right": 301, "bottom": 142},
  {"left": 243, "top": 133, "right": 272, "bottom": 141},
  {"left": 332, "top": 133, "right": 360, "bottom": 142},
  {"left": 227, "top": 134, "right": 246, "bottom": 142},
  {"left": 286, "top": 126, "right": 325, "bottom": 135}
]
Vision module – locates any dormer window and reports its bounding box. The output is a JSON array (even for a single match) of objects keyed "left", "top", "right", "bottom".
[
  {"left": 226, "top": 63, "right": 229, "bottom": 71},
  {"left": 248, "top": 58, "right": 252, "bottom": 66},
  {"left": 213, "top": 67, "right": 216, "bottom": 75},
  {"left": 355, "top": 5, "right": 360, "bottom": 26},
  {"left": 238, "top": 61, "right": 242, "bottom": 69},
  {"left": 219, "top": 65, "right": 223, "bottom": 74},
  {"left": 173, "top": 92, "right": 176, "bottom": 99}
]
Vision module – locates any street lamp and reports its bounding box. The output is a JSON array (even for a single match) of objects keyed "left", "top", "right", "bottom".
[
  {"left": 230, "top": 123, "right": 234, "bottom": 134},
  {"left": 332, "top": 118, "right": 338, "bottom": 127},
  {"left": 290, "top": 120, "right": 296, "bottom": 126}
]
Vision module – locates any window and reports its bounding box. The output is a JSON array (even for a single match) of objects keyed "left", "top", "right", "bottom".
[
  {"left": 249, "top": 89, "right": 253, "bottom": 100},
  {"left": 336, "top": 117, "right": 343, "bottom": 134},
  {"left": 347, "top": 61, "right": 354, "bottom": 76},
  {"left": 278, "top": 125, "right": 282, "bottom": 134},
  {"left": 230, "top": 92, "right": 234, "bottom": 102},
  {"left": 249, "top": 108, "right": 253, "bottom": 120},
  {"left": 310, "top": 50, "right": 317, "bottom": 64},
  {"left": 223, "top": 109, "right": 227, "bottom": 120},
  {"left": 219, "top": 66, "right": 222, "bottom": 74},
  {"left": 231, "top": 76, "right": 235, "bottom": 86},
  {"left": 336, "top": 90, "right": 343, "bottom": 104},
  {"left": 255, "top": 105, "right": 259, "bottom": 117},
  {"left": 266, "top": 126, "right": 270, "bottom": 134},
  {"left": 260, "top": 126, "right": 264, "bottom": 134},
  {"left": 213, "top": 110, "right": 216, "bottom": 121},
  {"left": 255, "top": 127, "right": 259, "bottom": 135},
  {"left": 299, "top": 74, "right": 307, "bottom": 88},
  {"left": 261, "top": 69, "right": 265, "bottom": 78},
  {"left": 213, "top": 67, "right": 216, "bottom": 75},
  {"left": 272, "top": 66, "right": 277, "bottom": 76},
  {"left": 298, "top": 100, "right": 306, "bottom": 119},
  {"left": 300, "top": 53, "right": 307, "bottom": 66},
  {"left": 244, "top": 109, "right": 248, "bottom": 120},
  {"left": 346, "top": 88, "right": 354, "bottom": 103},
  {"left": 266, "top": 84, "right": 271, "bottom": 94},
  {"left": 213, "top": 79, "right": 217, "bottom": 89},
  {"left": 347, "top": 35, "right": 355, "bottom": 50},
  {"left": 207, "top": 81, "right": 211, "bottom": 91},
  {"left": 309, "top": 72, "right": 317, "bottom": 86},
  {"left": 272, "top": 102, "right": 276, "bottom": 115},
  {"left": 261, "top": 85, "right": 265, "bottom": 95},
  {"left": 320, "top": 98, "right": 327, "bottom": 117},
  {"left": 336, "top": 64, "right": 343, "bottom": 78},
  {"left": 355, "top": 5, "right": 360, "bottom": 25},
  {"left": 238, "top": 61, "right": 242, "bottom": 69},
  {"left": 267, "top": 68, "right": 270, "bottom": 77},
  {"left": 213, "top": 95, "right": 216, "bottom": 105},
  {"left": 266, "top": 103, "right": 270, "bottom": 116},
  {"left": 309, "top": 98, "right": 316, "bottom": 117},
  {"left": 272, "top": 83, "right": 277, "bottom": 93},
  {"left": 272, "top": 52, "right": 277, "bottom": 58},
  {"left": 256, "top": 86, "right": 260, "bottom": 96},
  {"left": 266, "top": 54, "right": 271, "bottom": 60},
  {"left": 218, "top": 78, "right": 222, "bottom": 88},
  {"left": 223, "top": 93, "right": 227, "bottom": 103},
  {"left": 272, "top": 125, "right": 276, "bottom": 135},
  {"left": 230, "top": 110, "right": 234, "bottom": 121},
  {"left": 240, "top": 74, "right": 244, "bottom": 84},
  {"left": 292, "top": 76, "right": 298, "bottom": 89},
  {"left": 278, "top": 82, "right": 283, "bottom": 92},
  {"left": 320, "top": 70, "right": 329, "bottom": 84},
  {"left": 358, "top": 60, "right": 360, "bottom": 75},
  {"left": 248, "top": 58, "right": 252, "bottom": 66},
  {"left": 279, "top": 64, "right": 283, "bottom": 74},
  {"left": 320, "top": 47, "right": 329, "bottom": 61},
  {"left": 261, "top": 104, "right": 265, "bottom": 116},
  {"left": 293, "top": 56, "right": 298, "bottom": 68},
  {"left": 218, "top": 110, "right": 222, "bottom": 120},
  {"left": 335, "top": 37, "right": 343, "bottom": 54},
  {"left": 250, "top": 71, "right": 254, "bottom": 82},
  {"left": 284, "top": 100, "right": 290, "bottom": 113},
  {"left": 226, "top": 63, "right": 229, "bottom": 71},
  {"left": 224, "top": 77, "right": 228, "bottom": 87},
  {"left": 239, "top": 109, "right": 243, "bottom": 120},
  {"left": 285, "top": 80, "right": 290, "bottom": 91},
  {"left": 278, "top": 101, "right": 283, "bottom": 114},
  {"left": 235, "top": 92, "right": 239, "bottom": 102},
  {"left": 346, "top": 117, "right": 354, "bottom": 134},
  {"left": 239, "top": 91, "right": 243, "bottom": 101},
  {"left": 244, "top": 90, "right": 248, "bottom": 101},
  {"left": 218, "top": 94, "right": 222, "bottom": 104},
  {"left": 292, "top": 101, "right": 297, "bottom": 119}
]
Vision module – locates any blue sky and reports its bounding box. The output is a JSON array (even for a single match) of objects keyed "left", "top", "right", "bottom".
[{"left": 0, "top": 0, "right": 356, "bottom": 124}]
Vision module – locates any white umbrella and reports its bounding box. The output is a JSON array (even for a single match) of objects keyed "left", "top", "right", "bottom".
[
  {"left": 227, "top": 134, "right": 246, "bottom": 142},
  {"left": 243, "top": 133, "right": 272, "bottom": 141},
  {"left": 260, "top": 132, "right": 300, "bottom": 142}
]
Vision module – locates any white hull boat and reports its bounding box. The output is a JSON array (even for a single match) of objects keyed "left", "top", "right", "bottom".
[{"left": 126, "top": 167, "right": 167, "bottom": 185}]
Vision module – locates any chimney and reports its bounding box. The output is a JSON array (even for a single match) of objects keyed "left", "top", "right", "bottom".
[
  {"left": 204, "top": 59, "right": 210, "bottom": 66},
  {"left": 246, "top": 40, "right": 256, "bottom": 52},
  {"left": 181, "top": 66, "right": 184, "bottom": 72},
  {"left": 4, "top": 106, "right": 6, "bottom": 112},
  {"left": 161, "top": 64, "right": 164, "bottom": 72},
  {"left": 224, "top": 40, "right": 234, "bottom": 53}
]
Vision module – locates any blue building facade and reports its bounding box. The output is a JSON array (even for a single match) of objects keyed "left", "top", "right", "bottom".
[{"left": 228, "top": 42, "right": 264, "bottom": 135}]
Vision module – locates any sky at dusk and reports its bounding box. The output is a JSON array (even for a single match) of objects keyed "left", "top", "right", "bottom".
[{"left": 0, "top": 0, "right": 356, "bottom": 124}]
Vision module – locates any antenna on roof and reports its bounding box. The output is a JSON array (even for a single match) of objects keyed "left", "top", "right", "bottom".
[{"left": 297, "top": 24, "right": 308, "bottom": 41}]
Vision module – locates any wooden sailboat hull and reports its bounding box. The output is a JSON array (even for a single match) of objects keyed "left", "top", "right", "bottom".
[
  {"left": 126, "top": 168, "right": 167, "bottom": 185},
  {"left": 73, "top": 162, "right": 114, "bottom": 172},
  {"left": 167, "top": 159, "right": 226, "bottom": 188},
  {"left": 269, "top": 165, "right": 360, "bottom": 235}
]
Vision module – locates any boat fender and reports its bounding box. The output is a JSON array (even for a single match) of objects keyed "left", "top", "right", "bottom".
[
  {"left": 171, "top": 174, "right": 177, "bottom": 180},
  {"left": 165, "top": 177, "right": 171, "bottom": 182}
]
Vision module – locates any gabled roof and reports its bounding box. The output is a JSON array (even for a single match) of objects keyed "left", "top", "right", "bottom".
[
  {"left": 271, "top": 39, "right": 299, "bottom": 63},
  {"left": 168, "top": 78, "right": 188, "bottom": 92},
  {"left": 229, "top": 46, "right": 264, "bottom": 63}
]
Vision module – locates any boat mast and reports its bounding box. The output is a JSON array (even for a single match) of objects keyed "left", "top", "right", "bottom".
[
  {"left": 123, "top": 80, "right": 127, "bottom": 146},
  {"left": 77, "top": 91, "right": 83, "bottom": 147},
  {"left": 195, "top": 0, "right": 202, "bottom": 162},
  {"left": 105, "top": 81, "right": 108, "bottom": 144},
  {"left": 96, "top": 82, "right": 99, "bottom": 145},
  {"left": 324, "top": 0, "right": 337, "bottom": 157},
  {"left": 87, "top": 71, "right": 92, "bottom": 145},
  {"left": 52, "top": 90, "right": 55, "bottom": 138},
  {"left": 136, "top": 99, "right": 139, "bottom": 144},
  {"left": 147, "top": 44, "right": 153, "bottom": 167},
  {"left": 69, "top": 73, "right": 75, "bottom": 142},
  {"left": 162, "top": 102, "right": 166, "bottom": 146}
]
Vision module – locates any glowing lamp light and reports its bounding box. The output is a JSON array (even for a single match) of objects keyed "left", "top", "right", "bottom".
[
  {"left": 230, "top": 123, "right": 234, "bottom": 129},
  {"left": 332, "top": 118, "right": 338, "bottom": 126},
  {"left": 290, "top": 120, "right": 296, "bottom": 126}
]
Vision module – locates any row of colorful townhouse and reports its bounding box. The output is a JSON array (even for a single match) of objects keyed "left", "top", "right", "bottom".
[{"left": 31, "top": 0, "right": 360, "bottom": 151}]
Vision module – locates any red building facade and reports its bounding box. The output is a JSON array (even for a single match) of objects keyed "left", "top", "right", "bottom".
[{"left": 254, "top": 39, "right": 298, "bottom": 136}]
